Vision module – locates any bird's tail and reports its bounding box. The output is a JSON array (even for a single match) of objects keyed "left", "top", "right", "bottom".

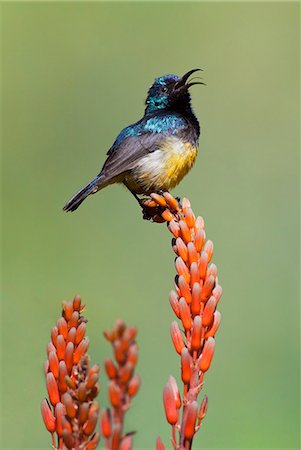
[{"left": 63, "top": 177, "right": 101, "bottom": 212}]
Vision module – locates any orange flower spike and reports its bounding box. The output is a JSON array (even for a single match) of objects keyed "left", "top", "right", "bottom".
[
  {"left": 203, "top": 240, "right": 214, "bottom": 262},
  {"left": 101, "top": 408, "right": 112, "bottom": 438},
  {"left": 187, "top": 242, "right": 198, "bottom": 266},
  {"left": 170, "top": 320, "right": 185, "bottom": 354},
  {"left": 183, "top": 401, "right": 198, "bottom": 440},
  {"left": 200, "top": 275, "right": 215, "bottom": 302},
  {"left": 179, "top": 297, "right": 193, "bottom": 331},
  {"left": 46, "top": 372, "right": 60, "bottom": 406},
  {"left": 191, "top": 315, "right": 202, "bottom": 351},
  {"left": 181, "top": 348, "right": 192, "bottom": 384},
  {"left": 163, "top": 382, "right": 178, "bottom": 425},
  {"left": 176, "top": 257, "right": 191, "bottom": 283},
  {"left": 73, "top": 336, "right": 89, "bottom": 364},
  {"left": 48, "top": 351, "right": 59, "bottom": 378},
  {"left": 75, "top": 322, "right": 86, "bottom": 344},
  {"left": 205, "top": 311, "right": 221, "bottom": 338},
  {"left": 156, "top": 437, "right": 166, "bottom": 450},
  {"left": 202, "top": 296, "right": 217, "bottom": 327},
  {"left": 41, "top": 399, "right": 56, "bottom": 433},
  {"left": 128, "top": 374, "right": 141, "bottom": 397},
  {"left": 169, "top": 290, "right": 180, "bottom": 318},
  {"left": 191, "top": 282, "right": 202, "bottom": 316},
  {"left": 199, "top": 337, "right": 215, "bottom": 372},
  {"left": 120, "top": 434, "right": 133, "bottom": 450},
  {"left": 178, "top": 275, "right": 192, "bottom": 304}
]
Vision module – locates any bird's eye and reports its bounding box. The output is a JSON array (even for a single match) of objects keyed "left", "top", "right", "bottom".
[{"left": 161, "top": 86, "right": 168, "bottom": 94}]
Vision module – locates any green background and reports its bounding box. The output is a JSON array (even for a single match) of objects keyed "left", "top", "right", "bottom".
[{"left": 1, "top": 2, "right": 299, "bottom": 449}]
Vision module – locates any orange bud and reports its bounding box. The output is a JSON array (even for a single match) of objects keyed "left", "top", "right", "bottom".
[
  {"left": 202, "top": 296, "right": 216, "bottom": 326},
  {"left": 56, "top": 335, "right": 66, "bottom": 361},
  {"left": 78, "top": 382, "right": 87, "bottom": 402},
  {"left": 41, "top": 399, "right": 56, "bottom": 433},
  {"left": 205, "top": 311, "right": 221, "bottom": 338},
  {"left": 86, "top": 432, "right": 100, "bottom": 450},
  {"left": 184, "top": 206, "right": 195, "bottom": 228},
  {"left": 200, "top": 275, "right": 215, "bottom": 302},
  {"left": 101, "top": 408, "right": 112, "bottom": 438},
  {"left": 187, "top": 242, "right": 198, "bottom": 265},
  {"left": 69, "top": 311, "right": 79, "bottom": 328},
  {"left": 168, "top": 376, "right": 181, "bottom": 409},
  {"left": 57, "top": 317, "right": 68, "bottom": 339},
  {"left": 195, "top": 215, "right": 205, "bottom": 229},
  {"left": 198, "top": 252, "right": 208, "bottom": 280},
  {"left": 162, "top": 209, "right": 174, "bottom": 222},
  {"left": 182, "top": 197, "right": 191, "bottom": 209},
  {"left": 127, "top": 343, "right": 138, "bottom": 365},
  {"left": 178, "top": 275, "right": 192, "bottom": 304},
  {"left": 212, "top": 284, "right": 222, "bottom": 303},
  {"left": 86, "top": 373, "right": 98, "bottom": 390},
  {"left": 47, "top": 372, "right": 60, "bottom": 406},
  {"left": 65, "top": 342, "right": 74, "bottom": 373},
  {"left": 183, "top": 401, "right": 198, "bottom": 439},
  {"left": 105, "top": 358, "right": 118, "bottom": 379},
  {"left": 44, "top": 360, "right": 49, "bottom": 375},
  {"left": 169, "top": 290, "right": 180, "bottom": 318},
  {"left": 179, "top": 220, "right": 191, "bottom": 244},
  {"left": 124, "top": 326, "right": 137, "bottom": 342},
  {"left": 62, "top": 301, "right": 73, "bottom": 321},
  {"left": 67, "top": 327, "right": 76, "bottom": 344},
  {"left": 168, "top": 219, "right": 180, "bottom": 238},
  {"left": 164, "top": 192, "right": 180, "bottom": 211},
  {"left": 128, "top": 374, "right": 140, "bottom": 397},
  {"left": 119, "top": 362, "right": 134, "bottom": 384},
  {"left": 62, "top": 392, "right": 76, "bottom": 418},
  {"left": 47, "top": 342, "right": 56, "bottom": 355},
  {"left": 111, "top": 423, "right": 122, "bottom": 450},
  {"left": 75, "top": 322, "right": 86, "bottom": 344},
  {"left": 55, "top": 402, "right": 64, "bottom": 437},
  {"left": 176, "top": 237, "right": 188, "bottom": 262},
  {"left": 195, "top": 227, "right": 205, "bottom": 252},
  {"left": 48, "top": 351, "right": 59, "bottom": 378},
  {"left": 83, "top": 411, "right": 98, "bottom": 435},
  {"left": 198, "top": 395, "right": 209, "bottom": 420},
  {"left": 175, "top": 257, "right": 190, "bottom": 283},
  {"left": 78, "top": 402, "right": 89, "bottom": 424},
  {"left": 58, "top": 361, "right": 68, "bottom": 393},
  {"left": 190, "top": 262, "right": 199, "bottom": 287},
  {"left": 163, "top": 382, "right": 178, "bottom": 425},
  {"left": 65, "top": 375, "right": 76, "bottom": 390},
  {"left": 62, "top": 429, "right": 75, "bottom": 449},
  {"left": 191, "top": 282, "right": 201, "bottom": 316},
  {"left": 181, "top": 348, "right": 191, "bottom": 384},
  {"left": 73, "top": 294, "right": 81, "bottom": 311},
  {"left": 120, "top": 434, "right": 133, "bottom": 450},
  {"left": 191, "top": 315, "right": 202, "bottom": 351},
  {"left": 109, "top": 381, "right": 122, "bottom": 407},
  {"left": 207, "top": 263, "right": 217, "bottom": 278},
  {"left": 199, "top": 337, "right": 215, "bottom": 372},
  {"left": 170, "top": 321, "right": 185, "bottom": 354},
  {"left": 179, "top": 298, "right": 192, "bottom": 331},
  {"left": 156, "top": 437, "right": 166, "bottom": 450},
  {"left": 51, "top": 326, "right": 58, "bottom": 346},
  {"left": 150, "top": 192, "right": 166, "bottom": 206},
  {"left": 203, "top": 240, "right": 213, "bottom": 262},
  {"left": 73, "top": 337, "right": 89, "bottom": 364}
]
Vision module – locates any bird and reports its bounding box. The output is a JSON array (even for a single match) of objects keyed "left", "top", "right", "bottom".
[{"left": 63, "top": 69, "right": 203, "bottom": 212}]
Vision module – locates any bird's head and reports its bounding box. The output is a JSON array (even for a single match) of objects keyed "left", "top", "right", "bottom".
[{"left": 145, "top": 69, "right": 204, "bottom": 113}]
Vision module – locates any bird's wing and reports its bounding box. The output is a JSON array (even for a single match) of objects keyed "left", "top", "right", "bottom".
[{"left": 100, "top": 131, "right": 166, "bottom": 181}]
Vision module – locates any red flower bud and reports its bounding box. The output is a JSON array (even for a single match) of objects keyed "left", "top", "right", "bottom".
[
  {"left": 195, "top": 227, "right": 205, "bottom": 252},
  {"left": 105, "top": 358, "right": 118, "bottom": 379},
  {"left": 183, "top": 401, "right": 198, "bottom": 439},
  {"left": 212, "top": 284, "right": 223, "bottom": 303},
  {"left": 191, "top": 282, "right": 202, "bottom": 316},
  {"left": 73, "top": 294, "right": 81, "bottom": 311},
  {"left": 170, "top": 321, "right": 185, "bottom": 354},
  {"left": 199, "top": 337, "right": 215, "bottom": 372},
  {"left": 198, "top": 395, "right": 209, "bottom": 420},
  {"left": 179, "top": 298, "right": 193, "bottom": 331},
  {"left": 75, "top": 322, "right": 86, "bottom": 344},
  {"left": 100, "top": 408, "right": 112, "bottom": 438},
  {"left": 156, "top": 437, "right": 166, "bottom": 450},
  {"left": 57, "top": 317, "right": 68, "bottom": 339},
  {"left": 205, "top": 310, "right": 221, "bottom": 338},
  {"left": 179, "top": 220, "right": 191, "bottom": 243},
  {"left": 67, "top": 327, "right": 76, "bottom": 344},
  {"left": 73, "top": 337, "right": 89, "bottom": 364},
  {"left": 191, "top": 315, "right": 202, "bottom": 351},
  {"left": 178, "top": 275, "right": 192, "bottom": 304},
  {"left": 83, "top": 411, "right": 98, "bottom": 435},
  {"left": 55, "top": 402, "right": 64, "bottom": 437},
  {"left": 187, "top": 242, "right": 198, "bottom": 265},
  {"left": 56, "top": 335, "right": 66, "bottom": 361},
  {"left": 202, "top": 296, "right": 216, "bottom": 326},
  {"left": 198, "top": 251, "right": 208, "bottom": 280},
  {"left": 176, "top": 257, "right": 190, "bottom": 283},
  {"left": 65, "top": 342, "right": 74, "bottom": 373},
  {"left": 176, "top": 237, "right": 188, "bottom": 262},
  {"left": 48, "top": 351, "right": 59, "bottom": 378},
  {"left": 163, "top": 381, "right": 178, "bottom": 425},
  {"left": 120, "top": 434, "right": 133, "bottom": 450},
  {"left": 86, "top": 432, "right": 100, "bottom": 450},
  {"left": 41, "top": 399, "right": 56, "bottom": 433},
  {"left": 181, "top": 348, "right": 191, "bottom": 384},
  {"left": 62, "top": 301, "right": 73, "bottom": 321},
  {"left": 62, "top": 392, "right": 76, "bottom": 419},
  {"left": 203, "top": 240, "right": 213, "bottom": 262},
  {"left": 69, "top": 311, "right": 79, "bottom": 328},
  {"left": 200, "top": 275, "right": 215, "bottom": 302},
  {"left": 168, "top": 219, "right": 181, "bottom": 238},
  {"left": 190, "top": 262, "right": 199, "bottom": 286},
  {"left": 46, "top": 372, "right": 60, "bottom": 406},
  {"left": 109, "top": 381, "right": 122, "bottom": 407},
  {"left": 169, "top": 290, "right": 180, "bottom": 318}
]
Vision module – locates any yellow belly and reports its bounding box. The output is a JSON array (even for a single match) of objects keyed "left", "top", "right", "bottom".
[{"left": 126, "top": 137, "right": 198, "bottom": 193}]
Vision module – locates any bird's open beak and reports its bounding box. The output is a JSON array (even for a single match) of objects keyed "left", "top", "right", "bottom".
[{"left": 175, "top": 68, "right": 205, "bottom": 90}]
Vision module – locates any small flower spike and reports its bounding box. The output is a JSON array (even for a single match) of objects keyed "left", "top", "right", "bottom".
[
  {"left": 41, "top": 295, "right": 100, "bottom": 450},
  {"left": 101, "top": 320, "right": 140, "bottom": 449}
]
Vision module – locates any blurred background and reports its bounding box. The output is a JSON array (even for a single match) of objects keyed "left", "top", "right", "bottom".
[{"left": 1, "top": 2, "right": 299, "bottom": 449}]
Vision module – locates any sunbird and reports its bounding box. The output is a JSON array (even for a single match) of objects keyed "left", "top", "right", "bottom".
[{"left": 63, "top": 69, "right": 203, "bottom": 212}]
